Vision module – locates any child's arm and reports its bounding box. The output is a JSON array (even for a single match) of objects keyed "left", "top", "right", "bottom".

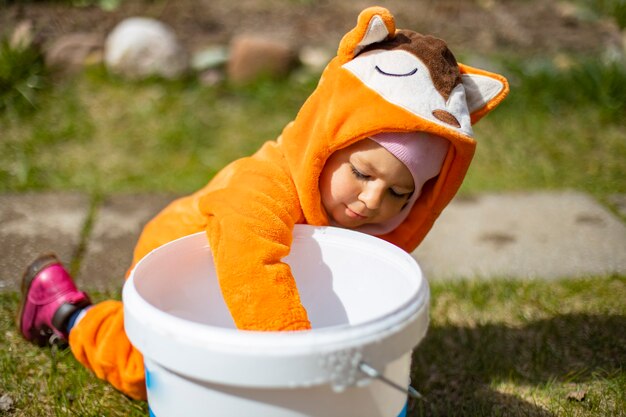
[{"left": 198, "top": 150, "right": 312, "bottom": 331}]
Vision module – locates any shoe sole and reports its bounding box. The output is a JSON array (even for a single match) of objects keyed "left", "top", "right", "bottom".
[{"left": 17, "top": 253, "right": 62, "bottom": 345}]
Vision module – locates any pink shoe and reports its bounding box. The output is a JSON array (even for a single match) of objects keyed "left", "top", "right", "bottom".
[{"left": 18, "top": 253, "right": 91, "bottom": 346}]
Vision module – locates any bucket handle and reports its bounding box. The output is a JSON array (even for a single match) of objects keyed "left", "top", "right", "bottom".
[{"left": 358, "top": 362, "right": 424, "bottom": 400}]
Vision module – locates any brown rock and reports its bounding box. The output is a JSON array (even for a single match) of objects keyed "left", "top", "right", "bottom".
[{"left": 227, "top": 35, "right": 298, "bottom": 83}]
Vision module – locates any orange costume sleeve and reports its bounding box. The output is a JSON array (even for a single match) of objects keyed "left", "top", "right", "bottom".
[
  {"left": 68, "top": 6, "right": 509, "bottom": 400},
  {"left": 198, "top": 142, "right": 311, "bottom": 330}
]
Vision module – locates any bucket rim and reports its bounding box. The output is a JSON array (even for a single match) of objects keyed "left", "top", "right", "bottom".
[
  {"left": 122, "top": 225, "right": 430, "bottom": 387},
  {"left": 124, "top": 226, "right": 426, "bottom": 348}
]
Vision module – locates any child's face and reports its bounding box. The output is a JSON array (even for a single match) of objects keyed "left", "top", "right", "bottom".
[{"left": 319, "top": 139, "right": 414, "bottom": 229}]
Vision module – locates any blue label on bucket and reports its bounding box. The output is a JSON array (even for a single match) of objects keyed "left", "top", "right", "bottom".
[
  {"left": 145, "top": 362, "right": 156, "bottom": 417},
  {"left": 397, "top": 401, "right": 408, "bottom": 417},
  {"left": 145, "top": 366, "right": 153, "bottom": 391}
]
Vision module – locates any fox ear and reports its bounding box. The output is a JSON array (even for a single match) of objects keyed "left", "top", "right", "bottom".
[
  {"left": 337, "top": 7, "right": 395, "bottom": 63},
  {"left": 459, "top": 64, "right": 510, "bottom": 124}
]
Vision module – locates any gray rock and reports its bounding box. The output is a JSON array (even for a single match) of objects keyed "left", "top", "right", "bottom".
[
  {"left": 9, "top": 20, "right": 34, "bottom": 51},
  {"left": 299, "top": 45, "right": 333, "bottom": 72},
  {"left": 191, "top": 45, "right": 229, "bottom": 71},
  {"left": 104, "top": 17, "right": 189, "bottom": 80},
  {"left": 0, "top": 394, "right": 14, "bottom": 413},
  {"left": 45, "top": 33, "right": 103, "bottom": 74}
]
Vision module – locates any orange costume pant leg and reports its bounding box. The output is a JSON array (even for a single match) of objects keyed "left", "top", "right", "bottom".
[
  {"left": 67, "top": 194, "right": 206, "bottom": 400},
  {"left": 68, "top": 300, "right": 147, "bottom": 400}
]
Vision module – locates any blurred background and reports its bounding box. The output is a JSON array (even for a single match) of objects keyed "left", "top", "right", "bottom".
[{"left": 1, "top": 0, "right": 624, "bottom": 201}]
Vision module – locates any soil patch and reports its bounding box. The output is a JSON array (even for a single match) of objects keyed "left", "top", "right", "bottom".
[{"left": 2, "top": 0, "right": 624, "bottom": 58}]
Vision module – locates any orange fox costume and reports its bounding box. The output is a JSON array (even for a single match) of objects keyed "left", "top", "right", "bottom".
[{"left": 68, "top": 7, "right": 509, "bottom": 399}]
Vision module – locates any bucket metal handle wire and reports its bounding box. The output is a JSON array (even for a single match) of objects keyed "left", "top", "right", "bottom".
[{"left": 358, "top": 362, "right": 424, "bottom": 400}]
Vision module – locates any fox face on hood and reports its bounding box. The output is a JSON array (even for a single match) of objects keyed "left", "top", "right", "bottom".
[
  {"left": 279, "top": 6, "right": 509, "bottom": 251},
  {"left": 347, "top": 30, "right": 470, "bottom": 134}
]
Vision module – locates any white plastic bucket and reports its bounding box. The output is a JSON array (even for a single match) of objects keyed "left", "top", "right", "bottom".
[{"left": 123, "top": 225, "right": 429, "bottom": 417}]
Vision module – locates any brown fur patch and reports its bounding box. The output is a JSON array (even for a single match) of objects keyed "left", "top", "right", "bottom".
[
  {"left": 360, "top": 30, "right": 461, "bottom": 101},
  {"left": 432, "top": 109, "right": 461, "bottom": 127}
]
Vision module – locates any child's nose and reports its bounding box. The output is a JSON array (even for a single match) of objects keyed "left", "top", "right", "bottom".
[{"left": 359, "top": 183, "right": 384, "bottom": 210}]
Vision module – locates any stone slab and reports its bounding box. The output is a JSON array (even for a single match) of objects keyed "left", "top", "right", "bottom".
[
  {"left": 608, "top": 194, "right": 626, "bottom": 219},
  {"left": 0, "top": 192, "right": 89, "bottom": 291},
  {"left": 3, "top": 191, "right": 625, "bottom": 292},
  {"left": 412, "top": 191, "right": 626, "bottom": 280},
  {"left": 77, "top": 193, "right": 177, "bottom": 291}
]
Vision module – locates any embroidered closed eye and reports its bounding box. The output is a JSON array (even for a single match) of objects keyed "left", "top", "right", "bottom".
[{"left": 375, "top": 65, "right": 418, "bottom": 77}]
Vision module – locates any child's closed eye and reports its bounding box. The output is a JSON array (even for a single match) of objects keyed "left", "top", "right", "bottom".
[
  {"left": 351, "top": 165, "right": 411, "bottom": 199},
  {"left": 351, "top": 166, "right": 370, "bottom": 180},
  {"left": 389, "top": 188, "right": 411, "bottom": 199}
]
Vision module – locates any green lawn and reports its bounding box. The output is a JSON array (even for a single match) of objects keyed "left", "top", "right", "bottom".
[
  {"left": 411, "top": 275, "right": 626, "bottom": 417},
  {"left": 1, "top": 276, "right": 624, "bottom": 416},
  {"left": 1, "top": 292, "right": 148, "bottom": 417},
  {"left": 1, "top": 56, "right": 625, "bottom": 198}
]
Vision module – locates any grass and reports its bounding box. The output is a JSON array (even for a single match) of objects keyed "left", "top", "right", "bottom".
[
  {"left": 575, "top": 0, "right": 626, "bottom": 29},
  {"left": 0, "top": 67, "right": 318, "bottom": 194},
  {"left": 463, "top": 57, "right": 626, "bottom": 196},
  {"left": 410, "top": 275, "right": 626, "bottom": 417},
  {"left": 1, "top": 54, "right": 625, "bottom": 197},
  {"left": 1, "top": 276, "right": 624, "bottom": 416},
  {"left": 0, "top": 37, "right": 47, "bottom": 114},
  {"left": 0, "top": 292, "right": 148, "bottom": 416}
]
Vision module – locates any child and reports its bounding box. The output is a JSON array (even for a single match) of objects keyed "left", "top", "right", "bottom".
[{"left": 17, "top": 7, "right": 508, "bottom": 400}]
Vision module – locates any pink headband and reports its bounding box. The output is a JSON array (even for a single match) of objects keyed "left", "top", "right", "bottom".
[{"left": 357, "top": 131, "right": 449, "bottom": 235}]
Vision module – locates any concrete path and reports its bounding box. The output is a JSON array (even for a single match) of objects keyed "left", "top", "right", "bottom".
[
  {"left": 1, "top": 191, "right": 625, "bottom": 292},
  {"left": 413, "top": 191, "right": 626, "bottom": 280}
]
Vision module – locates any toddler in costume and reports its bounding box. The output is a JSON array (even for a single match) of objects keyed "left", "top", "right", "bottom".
[{"left": 18, "top": 7, "right": 508, "bottom": 400}]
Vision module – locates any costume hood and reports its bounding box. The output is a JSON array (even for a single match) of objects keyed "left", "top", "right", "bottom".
[{"left": 279, "top": 6, "right": 509, "bottom": 251}]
